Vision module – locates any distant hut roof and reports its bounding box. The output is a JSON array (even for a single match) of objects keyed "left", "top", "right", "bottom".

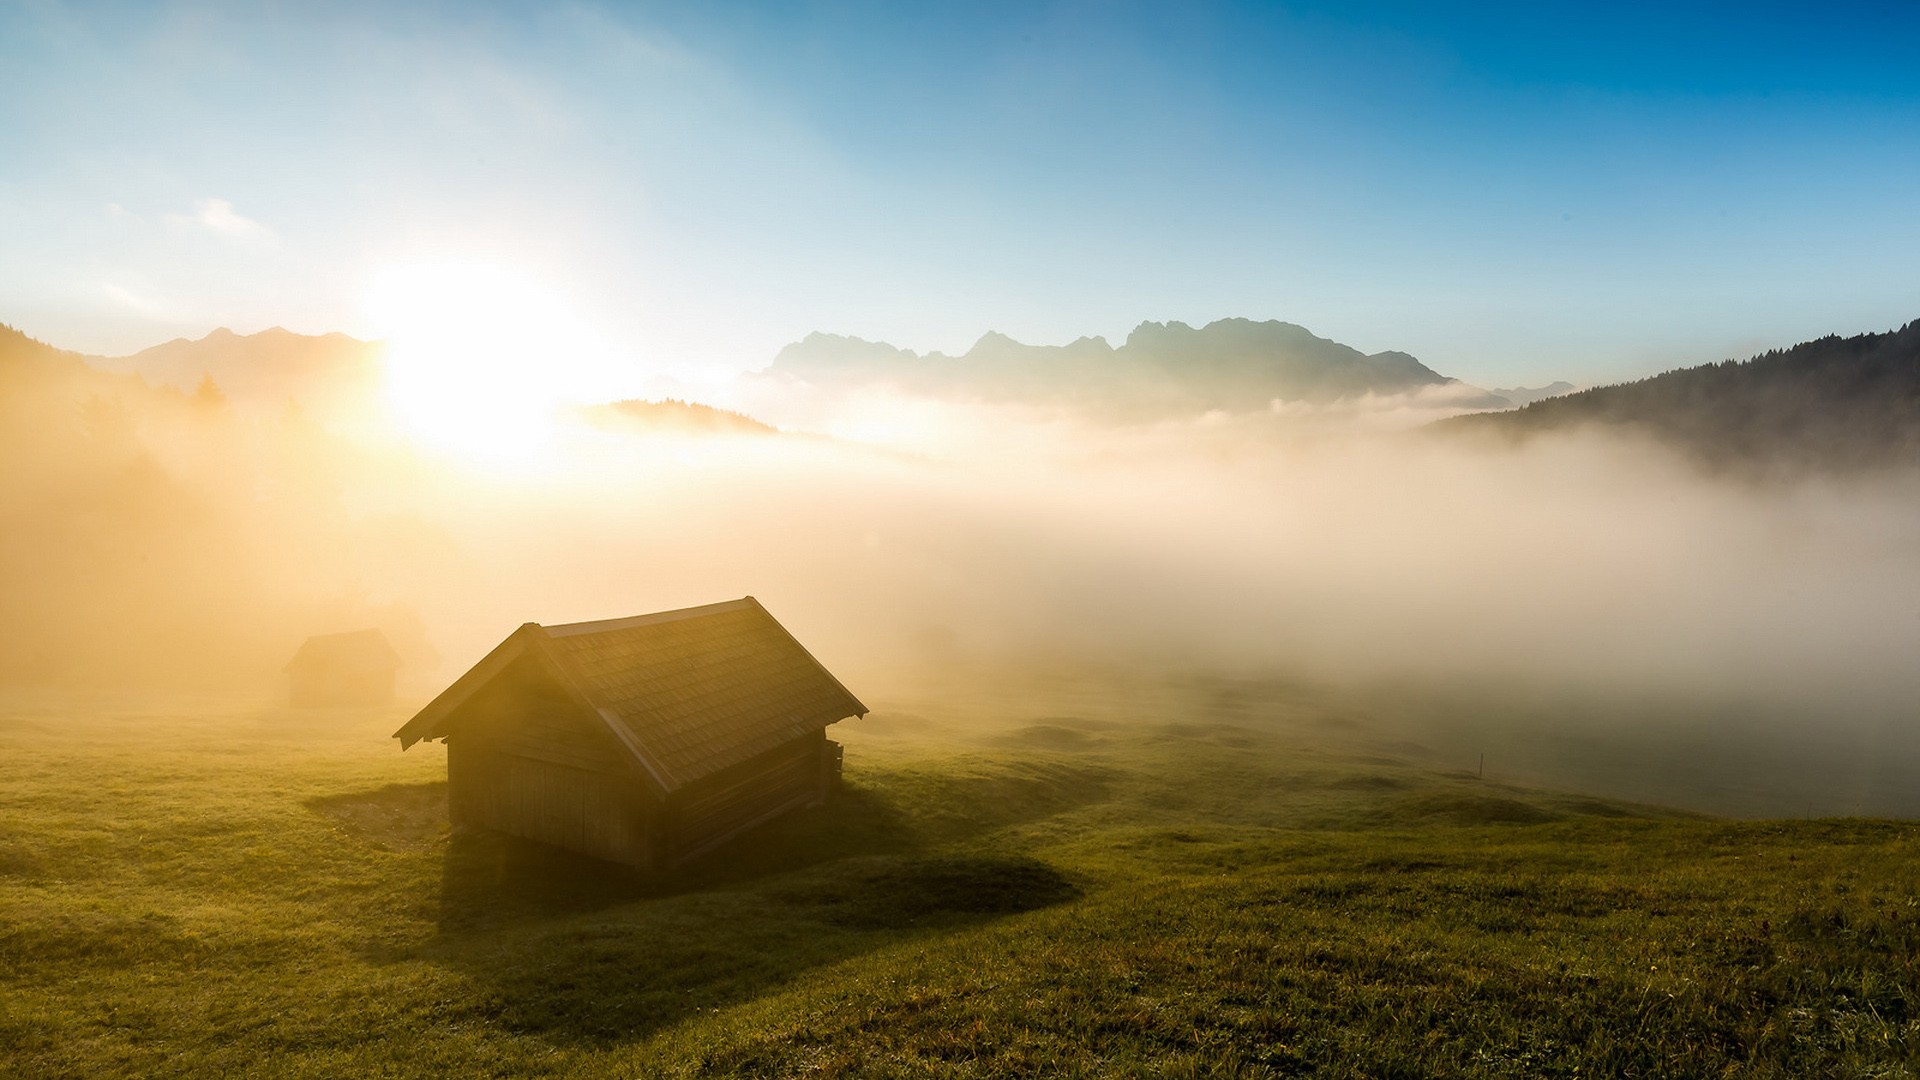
[
  {"left": 393, "top": 597, "right": 867, "bottom": 792},
  {"left": 285, "top": 628, "right": 401, "bottom": 675}
]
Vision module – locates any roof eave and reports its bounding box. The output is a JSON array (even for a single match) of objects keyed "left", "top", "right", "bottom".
[{"left": 392, "top": 623, "right": 539, "bottom": 748}]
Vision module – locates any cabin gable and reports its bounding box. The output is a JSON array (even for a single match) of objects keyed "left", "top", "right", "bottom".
[{"left": 439, "top": 652, "right": 658, "bottom": 864}]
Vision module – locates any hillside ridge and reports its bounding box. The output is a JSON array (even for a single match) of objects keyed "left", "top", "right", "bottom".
[{"left": 1436, "top": 320, "right": 1920, "bottom": 473}]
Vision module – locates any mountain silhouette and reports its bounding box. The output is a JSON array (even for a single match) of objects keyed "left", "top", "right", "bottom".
[
  {"left": 769, "top": 318, "right": 1505, "bottom": 420},
  {"left": 86, "top": 326, "right": 386, "bottom": 420},
  {"left": 1488, "top": 381, "right": 1577, "bottom": 408}
]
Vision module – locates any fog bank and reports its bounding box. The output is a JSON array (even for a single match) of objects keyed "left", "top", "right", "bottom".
[{"left": 6, "top": 332, "right": 1916, "bottom": 814}]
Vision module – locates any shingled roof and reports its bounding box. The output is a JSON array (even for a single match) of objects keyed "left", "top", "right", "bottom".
[{"left": 394, "top": 598, "right": 866, "bottom": 792}]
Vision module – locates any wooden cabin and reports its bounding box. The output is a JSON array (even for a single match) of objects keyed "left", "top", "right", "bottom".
[
  {"left": 285, "top": 629, "right": 401, "bottom": 707},
  {"left": 393, "top": 597, "right": 867, "bottom": 869}
]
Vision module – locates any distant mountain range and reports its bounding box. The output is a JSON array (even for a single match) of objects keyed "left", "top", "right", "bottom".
[
  {"left": 769, "top": 318, "right": 1511, "bottom": 420},
  {"left": 1437, "top": 321, "right": 1920, "bottom": 473},
  {"left": 72, "top": 318, "right": 1534, "bottom": 431},
  {"left": 21, "top": 315, "right": 1915, "bottom": 475},
  {"left": 1489, "top": 381, "right": 1577, "bottom": 408},
  {"left": 85, "top": 326, "right": 385, "bottom": 422},
  {"left": 74, "top": 327, "right": 791, "bottom": 439}
]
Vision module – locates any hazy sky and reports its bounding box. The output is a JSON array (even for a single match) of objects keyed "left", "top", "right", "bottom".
[{"left": 4, "top": 0, "right": 1918, "bottom": 386}]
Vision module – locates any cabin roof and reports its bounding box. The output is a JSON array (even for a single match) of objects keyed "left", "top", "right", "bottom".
[
  {"left": 393, "top": 597, "right": 866, "bottom": 792},
  {"left": 285, "top": 628, "right": 401, "bottom": 675}
]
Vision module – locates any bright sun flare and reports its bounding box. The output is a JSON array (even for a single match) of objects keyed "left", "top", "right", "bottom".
[{"left": 364, "top": 261, "right": 619, "bottom": 462}]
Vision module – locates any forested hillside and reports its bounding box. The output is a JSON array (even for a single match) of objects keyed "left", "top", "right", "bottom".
[
  {"left": 1438, "top": 322, "right": 1920, "bottom": 473},
  {"left": 0, "top": 324, "right": 426, "bottom": 687}
]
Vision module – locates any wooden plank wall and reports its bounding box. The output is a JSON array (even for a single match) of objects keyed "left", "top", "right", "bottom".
[
  {"left": 669, "top": 732, "right": 830, "bottom": 862},
  {"left": 452, "top": 740, "right": 654, "bottom": 865}
]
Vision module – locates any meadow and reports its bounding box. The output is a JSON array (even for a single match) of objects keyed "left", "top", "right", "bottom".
[{"left": 2, "top": 677, "right": 1916, "bottom": 1078}]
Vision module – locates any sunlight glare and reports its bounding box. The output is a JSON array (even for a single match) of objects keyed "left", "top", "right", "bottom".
[{"left": 364, "top": 261, "right": 625, "bottom": 463}]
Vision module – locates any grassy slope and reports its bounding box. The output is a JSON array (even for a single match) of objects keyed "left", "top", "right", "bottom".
[{"left": 1, "top": 684, "right": 1915, "bottom": 1078}]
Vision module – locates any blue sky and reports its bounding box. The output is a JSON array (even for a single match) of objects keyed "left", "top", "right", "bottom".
[{"left": 3, "top": 0, "right": 1918, "bottom": 386}]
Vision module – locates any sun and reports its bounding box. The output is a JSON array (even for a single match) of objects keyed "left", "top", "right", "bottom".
[{"left": 363, "top": 261, "right": 618, "bottom": 462}]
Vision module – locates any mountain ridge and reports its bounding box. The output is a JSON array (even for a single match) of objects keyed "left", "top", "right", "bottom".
[
  {"left": 769, "top": 317, "right": 1509, "bottom": 420},
  {"left": 84, "top": 325, "right": 385, "bottom": 418}
]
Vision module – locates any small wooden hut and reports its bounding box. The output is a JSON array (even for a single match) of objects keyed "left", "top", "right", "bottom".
[
  {"left": 393, "top": 597, "right": 866, "bottom": 869},
  {"left": 285, "top": 629, "right": 401, "bottom": 707}
]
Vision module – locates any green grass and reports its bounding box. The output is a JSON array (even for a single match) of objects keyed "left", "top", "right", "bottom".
[{"left": 1, "top": 683, "right": 1916, "bottom": 1077}]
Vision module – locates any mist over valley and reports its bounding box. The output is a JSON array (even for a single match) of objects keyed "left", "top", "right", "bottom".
[{"left": 6, "top": 312, "right": 1916, "bottom": 818}]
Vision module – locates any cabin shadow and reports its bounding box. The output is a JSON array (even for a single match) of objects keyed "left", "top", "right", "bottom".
[
  {"left": 429, "top": 749, "right": 1113, "bottom": 931},
  {"left": 426, "top": 847, "right": 1077, "bottom": 1048},
  {"left": 432, "top": 780, "right": 922, "bottom": 931},
  {"left": 417, "top": 780, "right": 1078, "bottom": 1048},
  {"left": 308, "top": 780, "right": 449, "bottom": 853}
]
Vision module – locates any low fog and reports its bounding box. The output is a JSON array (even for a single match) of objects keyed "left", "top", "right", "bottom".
[{"left": 5, "top": 326, "right": 1917, "bottom": 815}]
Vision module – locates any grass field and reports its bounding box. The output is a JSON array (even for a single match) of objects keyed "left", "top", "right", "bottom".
[{"left": 2, "top": 678, "right": 1916, "bottom": 1077}]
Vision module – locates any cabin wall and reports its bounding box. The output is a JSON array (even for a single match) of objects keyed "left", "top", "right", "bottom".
[
  {"left": 450, "top": 739, "right": 653, "bottom": 865},
  {"left": 666, "top": 729, "right": 838, "bottom": 864}
]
